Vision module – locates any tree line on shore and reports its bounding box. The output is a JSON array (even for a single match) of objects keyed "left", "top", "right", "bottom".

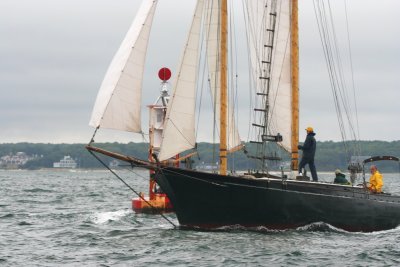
[{"left": 0, "top": 141, "right": 399, "bottom": 172}]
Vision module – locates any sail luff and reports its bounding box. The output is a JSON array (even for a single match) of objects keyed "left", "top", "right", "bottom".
[
  {"left": 291, "top": 0, "right": 299, "bottom": 170},
  {"left": 89, "top": 0, "right": 158, "bottom": 133},
  {"left": 157, "top": 0, "right": 205, "bottom": 162}
]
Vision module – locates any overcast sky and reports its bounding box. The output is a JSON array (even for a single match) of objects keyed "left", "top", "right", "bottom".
[{"left": 0, "top": 0, "right": 399, "bottom": 144}]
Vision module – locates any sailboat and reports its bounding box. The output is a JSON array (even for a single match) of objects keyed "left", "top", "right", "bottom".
[{"left": 87, "top": 0, "right": 400, "bottom": 232}]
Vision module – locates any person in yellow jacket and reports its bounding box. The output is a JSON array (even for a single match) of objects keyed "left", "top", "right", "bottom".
[{"left": 368, "top": 165, "right": 383, "bottom": 193}]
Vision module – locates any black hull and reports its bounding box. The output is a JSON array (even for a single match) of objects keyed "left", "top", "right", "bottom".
[{"left": 155, "top": 167, "right": 400, "bottom": 232}]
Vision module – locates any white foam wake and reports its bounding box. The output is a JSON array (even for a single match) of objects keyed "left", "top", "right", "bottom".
[{"left": 91, "top": 209, "right": 131, "bottom": 224}]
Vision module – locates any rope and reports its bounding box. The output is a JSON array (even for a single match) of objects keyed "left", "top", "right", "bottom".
[
  {"left": 312, "top": 0, "right": 362, "bottom": 163},
  {"left": 88, "top": 149, "right": 177, "bottom": 228},
  {"left": 344, "top": 0, "right": 362, "bottom": 157}
]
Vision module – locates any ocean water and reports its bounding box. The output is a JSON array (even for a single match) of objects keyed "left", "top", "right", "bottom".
[{"left": 1, "top": 169, "right": 400, "bottom": 266}]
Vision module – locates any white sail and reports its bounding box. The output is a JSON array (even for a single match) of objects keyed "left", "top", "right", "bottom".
[
  {"left": 89, "top": 0, "right": 158, "bottom": 132},
  {"left": 246, "top": 0, "right": 292, "bottom": 152},
  {"left": 268, "top": 0, "right": 292, "bottom": 152},
  {"left": 204, "top": 0, "right": 242, "bottom": 151},
  {"left": 158, "top": 0, "right": 205, "bottom": 161}
]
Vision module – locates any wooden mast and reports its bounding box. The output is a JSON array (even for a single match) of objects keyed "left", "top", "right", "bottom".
[
  {"left": 291, "top": 0, "right": 299, "bottom": 171},
  {"left": 219, "top": 0, "right": 228, "bottom": 175}
]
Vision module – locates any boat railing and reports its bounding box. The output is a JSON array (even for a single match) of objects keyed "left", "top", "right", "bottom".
[{"left": 361, "top": 155, "right": 400, "bottom": 187}]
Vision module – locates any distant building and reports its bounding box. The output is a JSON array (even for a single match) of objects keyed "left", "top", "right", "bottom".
[
  {"left": 0, "top": 152, "right": 38, "bottom": 169},
  {"left": 53, "top": 156, "right": 78, "bottom": 169}
]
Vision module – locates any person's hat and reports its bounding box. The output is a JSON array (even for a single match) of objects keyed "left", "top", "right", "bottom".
[
  {"left": 335, "top": 169, "right": 342, "bottom": 175},
  {"left": 305, "top": 126, "right": 314, "bottom": 132}
]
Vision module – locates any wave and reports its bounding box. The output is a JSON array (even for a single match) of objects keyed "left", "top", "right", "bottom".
[
  {"left": 89, "top": 209, "right": 131, "bottom": 224},
  {"left": 0, "top": 213, "right": 14, "bottom": 219},
  {"left": 296, "top": 222, "right": 349, "bottom": 233},
  {"left": 295, "top": 222, "right": 400, "bottom": 234},
  {"left": 178, "top": 224, "right": 288, "bottom": 234},
  {"left": 106, "top": 229, "right": 135, "bottom": 237},
  {"left": 356, "top": 224, "right": 400, "bottom": 236},
  {"left": 181, "top": 222, "right": 400, "bottom": 235},
  {"left": 177, "top": 222, "right": 349, "bottom": 234},
  {"left": 298, "top": 222, "right": 400, "bottom": 235},
  {"left": 16, "top": 199, "right": 62, "bottom": 204},
  {"left": 17, "top": 221, "right": 33, "bottom": 226},
  {"left": 23, "top": 188, "right": 54, "bottom": 193}
]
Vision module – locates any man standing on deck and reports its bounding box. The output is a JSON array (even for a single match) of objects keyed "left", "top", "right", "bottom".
[
  {"left": 298, "top": 126, "right": 318, "bottom": 181},
  {"left": 368, "top": 165, "right": 383, "bottom": 193}
]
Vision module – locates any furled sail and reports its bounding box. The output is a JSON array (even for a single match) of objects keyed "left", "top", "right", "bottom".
[
  {"left": 89, "top": 0, "right": 158, "bottom": 132},
  {"left": 158, "top": 0, "right": 205, "bottom": 161},
  {"left": 204, "top": 0, "right": 242, "bottom": 152},
  {"left": 246, "top": 0, "right": 292, "bottom": 152}
]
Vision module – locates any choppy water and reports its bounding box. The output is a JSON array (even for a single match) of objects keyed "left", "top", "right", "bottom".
[{"left": 1, "top": 169, "right": 400, "bottom": 266}]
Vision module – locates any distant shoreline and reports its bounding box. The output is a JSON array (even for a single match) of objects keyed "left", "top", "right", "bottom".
[{"left": 1, "top": 141, "right": 399, "bottom": 171}]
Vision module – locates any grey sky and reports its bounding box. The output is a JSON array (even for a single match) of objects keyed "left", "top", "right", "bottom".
[{"left": 0, "top": 0, "right": 399, "bottom": 144}]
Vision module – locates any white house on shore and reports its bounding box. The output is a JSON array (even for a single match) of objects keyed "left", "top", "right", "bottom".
[{"left": 53, "top": 156, "right": 78, "bottom": 168}]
